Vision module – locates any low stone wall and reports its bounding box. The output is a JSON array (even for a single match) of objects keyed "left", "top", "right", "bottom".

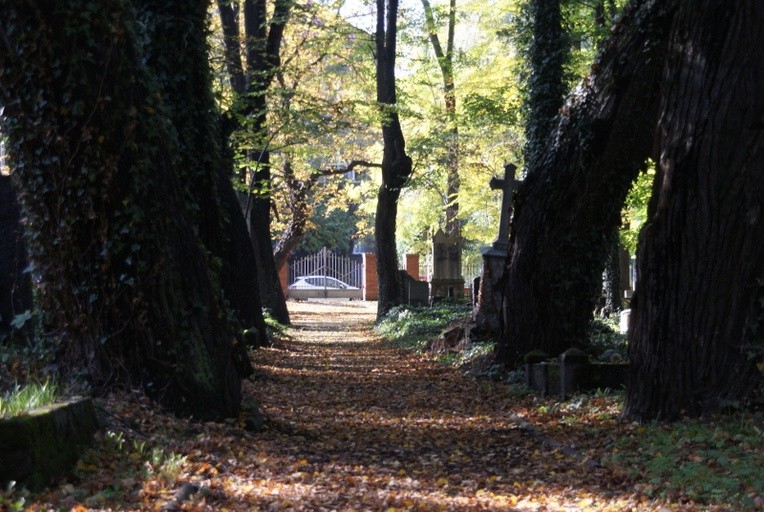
[
  {"left": 0, "top": 397, "right": 99, "bottom": 490},
  {"left": 526, "top": 358, "right": 628, "bottom": 399}
]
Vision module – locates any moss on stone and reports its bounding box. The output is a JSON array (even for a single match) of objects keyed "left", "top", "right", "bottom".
[{"left": 0, "top": 397, "right": 98, "bottom": 490}]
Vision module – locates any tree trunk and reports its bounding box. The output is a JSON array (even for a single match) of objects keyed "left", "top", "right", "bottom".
[
  {"left": 375, "top": 0, "right": 413, "bottom": 319},
  {"left": 421, "top": 0, "right": 460, "bottom": 237},
  {"left": 138, "top": 0, "right": 267, "bottom": 346},
  {"left": 273, "top": 160, "right": 311, "bottom": 271},
  {"left": 498, "top": 0, "right": 674, "bottom": 367},
  {"left": 0, "top": 0, "right": 247, "bottom": 419},
  {"left": 0, "top": 175, "right": 33, "bottom": 338},
  {"left": 624, "top": 0, "right": 764, "bottom": 421},
  {"left": 523, "top": 0, "right": 569, "bottom": 174},
  {"left": 218, "top": 0, "right": 292, "bottom": 325}
]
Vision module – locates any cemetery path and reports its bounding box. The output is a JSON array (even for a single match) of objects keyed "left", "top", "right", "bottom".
[
  {"left": 26, "top": 301, "right": 680, "bottom": 511},
  {"left": 231, "top": 301, "right": 638, "bottom": 511}
]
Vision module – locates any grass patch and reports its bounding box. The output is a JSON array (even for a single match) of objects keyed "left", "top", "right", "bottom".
[
  {"left": 0, "top": 379, "right": 58, "bottom": 418},
  {"left": 605, "top": 414, "right": 764, "bottom": 507},
  {"left": 375, "top": 301, "right": 472, "bottom": 351}
]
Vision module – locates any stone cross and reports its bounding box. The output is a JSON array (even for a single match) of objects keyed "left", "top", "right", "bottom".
[{"left": 489, "top": 163, "right": 518, "bottom": 251}]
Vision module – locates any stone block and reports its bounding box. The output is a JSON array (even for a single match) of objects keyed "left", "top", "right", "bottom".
[{"left": 0, "top": 397, "right": 99, "bottom": 490}]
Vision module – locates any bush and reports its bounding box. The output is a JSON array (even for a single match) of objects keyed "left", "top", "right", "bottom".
[{"left": 375, "top": 302, "right": 471, "bottom": 351}]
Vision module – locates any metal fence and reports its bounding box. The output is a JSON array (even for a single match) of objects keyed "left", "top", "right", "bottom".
[{"left": 289, "top": 247, "right": 362, "bottom": 289}]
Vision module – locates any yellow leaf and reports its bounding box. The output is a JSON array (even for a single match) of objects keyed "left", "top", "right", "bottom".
[{"left": 76, "top": 460, "right": 97, "bottom": 472}]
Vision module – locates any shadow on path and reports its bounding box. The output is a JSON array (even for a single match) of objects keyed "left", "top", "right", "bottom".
[{"left": 235, "top": 301, "right": 636, "bottom": 511}]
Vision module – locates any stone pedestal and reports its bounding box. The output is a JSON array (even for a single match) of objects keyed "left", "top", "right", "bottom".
[{"left": 473, "top": 245, "right": 506, "bottom": 335}]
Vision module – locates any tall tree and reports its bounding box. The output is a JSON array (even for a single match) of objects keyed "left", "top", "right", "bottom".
[
  {"left": 139, "top": 0, "right": 269, "bottom": 346},
  {"left": 624, "top": 0, "right": 763, "bottom": 420},
  {"left": 421, "top": 0, "right": 460, "bottom": 236},
  {"left": 375, "top": 0, "right": 413, "bottom": 319},
  {"left": 217, "top": 0, "right": 293, "bottom": 325},
  {"left": 264, "top": 10, "right": 380, "bottom": 269},
  {"left": 498, "top": 0, "right": 673, "bottom": 366},
  {"left": 0, "top": 0, "right": 249, "bottom": 419},
  {"left": 522, "top": 0, "right": 569, "bottom": 174}
]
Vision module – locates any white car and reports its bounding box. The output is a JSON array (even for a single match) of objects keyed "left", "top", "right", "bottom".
[{"left": 288, "top": 276, "right": 358, "bottom": 290}]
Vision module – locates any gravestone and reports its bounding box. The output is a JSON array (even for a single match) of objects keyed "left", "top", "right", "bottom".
[
  {"left": 430, "top": 228, "right": 464, "bottom": 301},
  {"left": 474, "top": 163, "right": 518, "bottom": 335},
  {"left": 0, "top": 174, "right": 33, "bottom": 337}
]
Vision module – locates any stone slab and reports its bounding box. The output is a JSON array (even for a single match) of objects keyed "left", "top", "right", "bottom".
[{"left": 0, "top": 397, "right": 99, "bottom": 490}]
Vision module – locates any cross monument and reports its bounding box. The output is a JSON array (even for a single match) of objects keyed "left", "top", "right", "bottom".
[
  {"left": 474, "top": 162, "right": 519, "bottom": 334},
  {"left": 488, "top": 163, "right": 518, "bottom": 252}
]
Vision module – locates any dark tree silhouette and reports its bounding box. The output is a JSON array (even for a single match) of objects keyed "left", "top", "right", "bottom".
[
  {"left": 498, "top": 0, "right": 673, "bottom": 366},
  {"left": 0, "top": 0, "right": 251, "bottom": 419},
  {"left": 624, "top": 0, "right": 764, "bottom": 420},
  {"left": 217, "top": 0, "right": 293, "bottom": 325}
]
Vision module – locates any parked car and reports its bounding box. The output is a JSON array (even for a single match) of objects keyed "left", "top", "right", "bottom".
[{"left": 288, "top": 276, "right": 359, "bottom": 290}]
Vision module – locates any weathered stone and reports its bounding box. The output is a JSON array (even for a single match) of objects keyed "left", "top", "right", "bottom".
[
  {"left": 526, "top": 359, "right": 629, "bottom": 399},
  {"left": 0, "top": 397, "right": 99, "bottom": 490},
  {"left": 473, "top": 163, "right": 519, "bottom": 335},
  {"left": 399, "top": 270, "right": 428, "bottom": 306},
  {"left": 430, "top": 228, "right": 464, "bottom": 300}
]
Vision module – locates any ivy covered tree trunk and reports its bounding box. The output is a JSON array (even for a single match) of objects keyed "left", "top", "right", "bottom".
[
  {"left": 624, "top": 0, "right": 764, "bottom": 420},
  {"left": 138, "top": 0, "right": 268, "bottom": 345},
  {"left": 523, "top": 0, "right": 569, "bottom": 174},
  {"left": 498, "top": 0, "right": 674, "bottom": 366},
  {"left": 375, "top": 0, "right": 413, "bottom": 319},
  {"left": 0, "top": 0, "right": 248, "bottom": 419},
  {"left": 0, "top": 175, "right": 32, "bottom": 338}
]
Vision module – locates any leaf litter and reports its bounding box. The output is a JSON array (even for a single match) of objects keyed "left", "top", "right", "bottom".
[{"left": 7, "top": 301, "right": 755, "bottom": 511}]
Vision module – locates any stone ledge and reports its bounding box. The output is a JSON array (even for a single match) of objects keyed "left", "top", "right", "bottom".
[{"left": 0, "top": 397, "right": 99, "bottom": 490}]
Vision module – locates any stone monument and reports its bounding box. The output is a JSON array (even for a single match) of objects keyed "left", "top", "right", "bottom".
[
  {"left": 474, "top": 163, "right": 518, "bottom": 334},
  {"left": 430, "top": 228, "right": 464, "bottom": 301}
]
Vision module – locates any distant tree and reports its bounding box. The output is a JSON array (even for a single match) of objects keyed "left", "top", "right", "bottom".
[
  {"left": 263, "top": 9, "right": 380, "bottom": 269},
  {"left": 398, "top": 0, "right": 523, "bottom": 261},
  {"left": 217, "top": 0, "right": 293, "bottom": 325},
  {"left": 0, "top": 0, "right": 250, "bottom": 419},
  {"left": 375, "top": 0, "right": 414, "bottom": 319},
  {"left": 624, "top": 0, "right": 763, "bottom": 420},
  {"left": 420, "top": 0, "right": 460, "bottom": 236},
  {"left": 273, "top": 160, "right": 380, "bottom": 269}
]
